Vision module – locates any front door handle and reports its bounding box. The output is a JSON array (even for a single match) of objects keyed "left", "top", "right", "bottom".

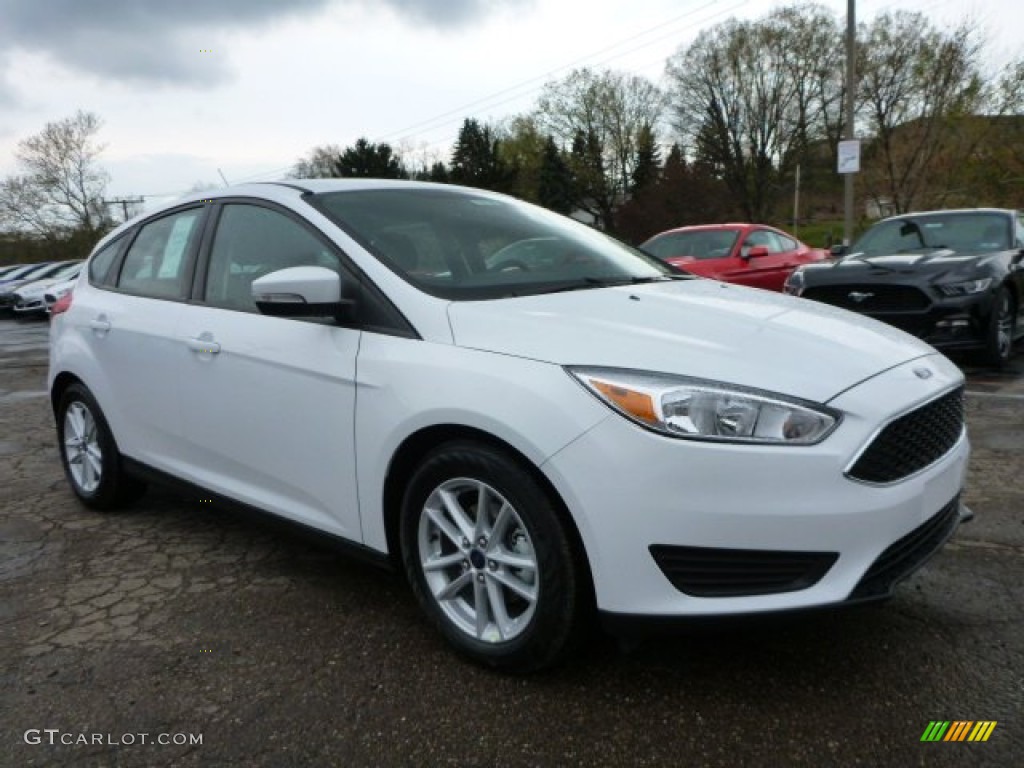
[{"left": 187, "top": 336, "right": 221, "bottom": 355}]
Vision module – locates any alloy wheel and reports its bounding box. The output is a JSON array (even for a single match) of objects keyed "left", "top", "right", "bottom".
[
  {"left": 63, "top": 401, "right": 102, "bottom": 493},
  {"left": 417, "top": 478, "right": 538, "bottom": 643}
]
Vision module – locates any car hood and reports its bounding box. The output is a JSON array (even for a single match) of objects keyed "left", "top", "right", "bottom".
[
  {"left": 802, "top": 249, "right": 999, "bottom": 281},
  {"left": 447, "top": 280, "right": 935, "bottom": 403}
]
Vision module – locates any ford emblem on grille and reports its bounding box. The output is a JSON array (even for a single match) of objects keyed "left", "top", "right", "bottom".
[
  {"left": 914, "top": 367, "right": 933, "bottom": 379},
  {"left": 848, "top": 291, "right": 874, "bottom": 303}
]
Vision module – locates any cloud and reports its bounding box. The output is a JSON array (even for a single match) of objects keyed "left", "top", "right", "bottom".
[{"left": 0, "top": 0, "right": 528, "bottom": 88}]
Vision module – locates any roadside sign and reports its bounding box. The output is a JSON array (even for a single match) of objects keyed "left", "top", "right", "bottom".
[{"left": 838, "top": 140, "right": 861, "bottom": 174}]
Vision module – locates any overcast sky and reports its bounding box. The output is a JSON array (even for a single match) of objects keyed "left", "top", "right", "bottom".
[{"left": 0, "top": 0, "right": 1019, "bottom": 213}]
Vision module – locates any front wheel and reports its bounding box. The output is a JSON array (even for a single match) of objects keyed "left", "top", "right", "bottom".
[
  {"left": 985, "top": 286, "right": 1016, "bottom": 368},
  {"left": 399, "top": 441, "right": 583, "bottom": 672}
]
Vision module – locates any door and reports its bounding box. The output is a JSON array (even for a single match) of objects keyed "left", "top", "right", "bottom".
[
  {"left": 78, "top": 206, "right": 205, "bottom": 469},
  {"left": 727, "top": 229, "right": 800, "bottom": 291},
  {"left": 176, "top": 202, "right": 363, "bottom": 540}
]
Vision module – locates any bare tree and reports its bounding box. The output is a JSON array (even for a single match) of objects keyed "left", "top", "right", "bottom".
[
  {"left": 665, "top": 11, "right": 823, "bottom": 221},
  {"left": 536, "top": 68, "right": 663, "bottom": 228},
  {"left": 0, "top": 110, "right": 110, "bottom": 238},
  {"left": 291, "top": 144, "right": 345, "bottom": 178},
  {"left": 857, "top": 12, "right": 987, "bottom": 213}
]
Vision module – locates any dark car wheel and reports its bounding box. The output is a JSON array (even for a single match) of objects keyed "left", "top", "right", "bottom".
[
  {"left": 986, "top": 286, "right": 1016, "bottom": 368},
  {"left": 56, "top": 383, "right": 146, "bottom": 510},
  {"left": 400, "top": 440, "right": 583, "bottom": 672}
]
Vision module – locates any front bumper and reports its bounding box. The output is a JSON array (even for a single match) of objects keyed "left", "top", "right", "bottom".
[
  {"left": 541, "top": 354, "right": 969, "bottom": 618},
  {"left": 804, "top": 285, "right": 996, "bottom": 351}
]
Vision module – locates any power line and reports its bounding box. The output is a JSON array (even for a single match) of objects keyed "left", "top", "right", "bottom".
[{"left": 222, "top": 0, "right": 750, "bottom": 189}]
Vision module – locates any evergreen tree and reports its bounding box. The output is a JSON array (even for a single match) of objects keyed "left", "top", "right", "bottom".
[
  {"left": 569, "top": 129, "right": 610, "bottom": 227},
  {"left": 631, "top": 122, "right": 661, "bottom": 194},
  {"left": 334, "top": 138, "right": 406, "bottom": 179},
  {"left": 449, "top": 119, "right": 516, "bottom": 193},
  {"left": 427, "top": 161, "right": 450, "bottom": 183},
  {"left": 537, "top": 136, "right": 575, "bottom": 214}
]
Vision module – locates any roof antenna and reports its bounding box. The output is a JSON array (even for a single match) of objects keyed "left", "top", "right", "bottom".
[{"left": 217, "top": 168, "right": 230, "bottom": 187}]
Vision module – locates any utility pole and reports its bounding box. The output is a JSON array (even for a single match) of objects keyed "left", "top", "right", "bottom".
[
  {"left": 793, "top": 163, "right": 801, "bottom": 238},
  {"left": 843, "top": 0, "right": 857, "bottom": 246},
  {"left": 104, "top": 196, "right": 145, "bottom": 222}
]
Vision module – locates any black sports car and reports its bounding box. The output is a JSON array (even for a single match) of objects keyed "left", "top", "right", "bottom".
[{"left": 784, "top": 208, "right": 1024, "bottom": 366}]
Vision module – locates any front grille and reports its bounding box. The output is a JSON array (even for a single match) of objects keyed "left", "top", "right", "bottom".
[
  {"left": 803, "top": 284, "right": 930, "bottom": 311},
  {"left": 848, "top": 386, "right": 964, "bottom": 484},
  {"left": 849, "top": 495, "right": 961, "bottom": 600},
  {"left": 649, "top": 545, "right": 838, "bottom": 597}
]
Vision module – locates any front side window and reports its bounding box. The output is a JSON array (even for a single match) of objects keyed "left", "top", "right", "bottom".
[
  {"left": 312, "top": 188, "right": 675, "bottom": 300},
  {"left": 743, "top": 230, "right": 784, "bottom": 254},
  {"left": 117, "top": 209, "right": 203, "bottom": 299},
  {"left": 204, "top": 204, "right": 340, "bottom": 312}
]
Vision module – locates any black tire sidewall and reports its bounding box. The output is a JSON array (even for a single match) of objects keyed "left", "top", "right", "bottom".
[
  {"left": 399, "top": 440, "right": 580, "bottom": 672},
  {"left": 987, "top": 287, "right": 1014, "bottom": 367}
]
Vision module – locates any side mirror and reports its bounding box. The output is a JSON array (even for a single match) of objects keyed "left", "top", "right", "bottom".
[
  {"left": 829, "top": 244, "right": 848, "bottom": 258},
  {"left": 251, "top": 266, "right": 352, "bottom": 318},
  {"left": 745, "top": 245, "right": 769, "bottom": 259}
]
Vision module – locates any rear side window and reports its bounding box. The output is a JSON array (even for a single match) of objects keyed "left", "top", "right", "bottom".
[
  {"left": 117, "top": 209, "right": 203, "bottom": 299},
  {"left": 88, "top": 238, "right": 122, "bottom": 286}
]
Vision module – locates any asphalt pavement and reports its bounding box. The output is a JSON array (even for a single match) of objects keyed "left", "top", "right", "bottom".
[{"left": 1, "top": 315, "right": 1021, "bottom": 767}]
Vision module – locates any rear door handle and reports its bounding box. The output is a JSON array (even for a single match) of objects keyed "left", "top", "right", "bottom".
[
  {"left": 187, "top": 337, "right": 221, "bottom": 355},
  {"left": 89, "top": 317, "right": 111, "bottom": 333}
]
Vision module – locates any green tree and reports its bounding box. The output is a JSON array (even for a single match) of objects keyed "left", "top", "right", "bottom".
[
  {"left": 631, "top": 122, "right": 661, "bottom": 194},
  {"left": 536, "top": 68, "right": 663, "bottom": 227},
  {"left": 449, "top": 118, "right": 516, "bottom": 193},
  {"left": 537, "top": 136, "right": 575, "bottom": 214},
  {"left": 336, "top": 138, "right": 407, "bottom": 178}
]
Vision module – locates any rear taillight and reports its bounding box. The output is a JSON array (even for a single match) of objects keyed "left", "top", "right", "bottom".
[{"left": 50, "top": 291, "right": 73, "bottom": 317}]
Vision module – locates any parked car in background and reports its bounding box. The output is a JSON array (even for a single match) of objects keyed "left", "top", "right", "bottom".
[
  {"left": 13, "top": 261, "right": 84, "bottom": 317},
  {"left": 785, "top": 208, "right": 1024, "bottom": 367},
  {"left": 0, "top": 264, "right": 30, "bottom": 280},
  {"left": 43, "top": 276, "right": 79, "bottom": 315},
  {"left": 640, "top": 224, "right": 828, "bottom": 292},
  {"left": 0, "top": 261, "right": 77, "bottom": 311},
  {"left": 49, "top": 180, "right": 970, "bottom": 671},
  {"left": 0, "top": 262, "right": 53, "bottom": 289}
]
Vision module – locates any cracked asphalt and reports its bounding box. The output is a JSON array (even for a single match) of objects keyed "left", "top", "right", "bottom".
[{"left": 1, "top": 316, "right": 1022, "bottom": 767}]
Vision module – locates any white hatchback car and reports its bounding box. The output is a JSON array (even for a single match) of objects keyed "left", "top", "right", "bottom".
[{"left": 49, "top": 180, "right": 970, "bottom": 670}]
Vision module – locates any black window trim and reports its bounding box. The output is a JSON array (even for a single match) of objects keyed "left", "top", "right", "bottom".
[{"left": 189, "top": 195, "right": 419, "bottom": 339}]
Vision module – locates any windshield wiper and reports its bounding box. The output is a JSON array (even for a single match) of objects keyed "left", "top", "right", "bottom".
[{"left": 535, "top": 274, "right": 690, "bottom": 294}]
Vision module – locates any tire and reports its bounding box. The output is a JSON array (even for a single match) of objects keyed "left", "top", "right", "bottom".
[
  {"left": 399, "top": 440, "right": 583, "bottom": 672},
  {"left": 56, "top": 383, "right": 146, "bottom": 510},
  {"left": 985, "top": 286, "right": 1016, "bottom": 368}
]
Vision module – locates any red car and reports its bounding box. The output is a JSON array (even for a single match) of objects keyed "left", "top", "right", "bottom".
[{"left": 640, "top": 224, "right": 828, "bottom": 292}]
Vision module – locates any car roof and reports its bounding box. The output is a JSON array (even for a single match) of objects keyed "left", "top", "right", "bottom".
[
  {"left": 89, "top": 179, "right": 486, "bottom": 256},
  {"left": 880, "top": 208, "right": 1015, "bottom": 223}
]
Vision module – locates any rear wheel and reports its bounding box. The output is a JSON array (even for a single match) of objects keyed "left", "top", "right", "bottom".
[
  {"left": 399, "top": 440, "right": 583, "bottom": 672},
  {"left": 57, "top": 383, "right": 146, "bottom": 510},
  {"left": 986, "top": 286, "right": 1016, "bottom": 368}
]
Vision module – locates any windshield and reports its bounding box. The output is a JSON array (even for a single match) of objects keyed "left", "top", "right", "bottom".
[
  {"left": 310, "top": 188, "right": 675, "bottom": 300},
  {"left": 641, "top": 229, "right": 740, "bottom": 261},
  {"left": 852, "top": 212, "right": 1010, "bottom": 256}
]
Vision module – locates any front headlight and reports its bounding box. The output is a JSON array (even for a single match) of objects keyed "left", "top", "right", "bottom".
[
  {"left": 568, "top": 367, "right": 840, "bottom": 445},
  {"left": 936, "top": 277, "right": 992, "bottom": 297},
  {"left": 783, "top": 268, "right": 805, "bottom": 296}
]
